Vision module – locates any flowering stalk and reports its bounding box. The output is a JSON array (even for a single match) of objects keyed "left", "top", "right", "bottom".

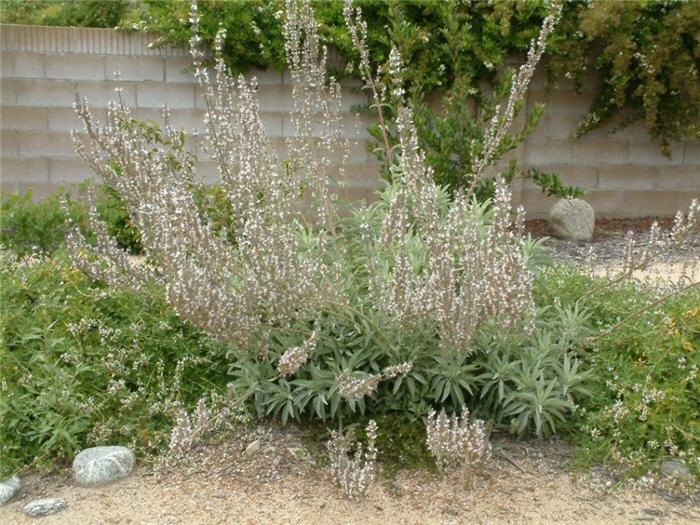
[
  {"left": 465, "top": 1, "right": 563, "bottom": 199},
  {"left": 326, "top": 420, "right": 378, "bottom": 499}
]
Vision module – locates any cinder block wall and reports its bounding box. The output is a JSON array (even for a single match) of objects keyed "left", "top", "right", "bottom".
[
  {"left": 516, "top": 72, "right": 699, "bottom": 218},
  {"left": 0, "top": 24, "right": 378, "bottom": 203},
  {"left": 1, "top": 24, "right": 698, "bottom": 217}
]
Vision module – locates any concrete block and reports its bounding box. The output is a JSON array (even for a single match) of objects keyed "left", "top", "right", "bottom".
[
  {"left": 1, "top": 106, "right": 46, "bottom": 130},
  {"left": 45, "top": 54, "right": 105, "bottom": 81},
  {"left": 167, "top": 108, "right": 207, "bottom": 132},
  {"left": 105, "top": 56, "right": 164, "bottom": 82},
  {"left": 76, "top": 81, "right": 136, "bottom": 108},
  {"left": 0, "top": 181, "right": 19, "bottom": 197},
  {"left": 195, "top": 161, "right": 221, "bottom": 185},
  {"left": 344, "top": 138, "right": 371, "bottom": 164},
  {"left": 623, "top": 190, "right": 682, "bottom": 217},
  {"left": 7, "top": 182, "right": 56, "bottom": 200},
  {"left": 684, "top": 142, "right": 700, "bottom": 165},
  {"left": 282, "top": 112, "right": 365, "bottom": 139},
  {"left": 597, "top": 165, "right": 655, "bottom": 190},
  {"left": 330, "top": 184, "right": 381, "bottom": 205},
  {"left": 1, "top": 79, "right": 17, "bottom": 104},
  {"left": 530, "top": 90, "right": 594, "bottom": 116},
  {"left": 248, "top": 68, "right": 283, "bottom": 86},
  {"left": 14, "top": 79, "right": 77, "bottom": 107},
  {"left": 572, "top": 141, "right": 628, "bottom": 165},
  {"left": 527, "top": 114, "right": 580, "bottom": 141},
  {"left": 584, "top": 189, "right": 626, "bottom": 217},
  {"left": 165, "top": 57, "right": 197, "bottom": 83},
  {"left": 628, "top": 142, "right": 684, "bottom": 166},
  {"left": 257, "top": 85, "right": 294, "bottom": 112},
  {"left": 341, "top": 163, "right": 380, "bottom": 187},
  {"left": 137, "top": 82, "right": 195, "bottom": 109},
  {"left": 615, "top": 120, "right": 653, "bottom": 142},
  {"left": 48, "top": 106, "right": 107, "bottom": 131},
  {"left": 18, "top": 131, "right": 76, "bottom": 157},
  {"left": 1, "top": 52, "right": 44, "bottom": 78},
  {"left": 49, "top": 158, "right": 93, "bottom": 184},
  {"left": 271, "top": 137, "right": 289, "bottom": 159},
  {"left": 129, "top": 107, "right": 165, "bottom": 124},
  {"left": 0, "top": 158, "right": 50, "bottom": 183},
  {"left": 525, "top": 140, "right": 572, "bottom": 165},
  {"left": 1, "top": 129, "right": 18, "bottom": 156},
  {"left": 653, "top": 165, "right": 700, "bottom": 191},
  {"left": 678, "top": 191, "right": 700, "bottom": 210},
  {"left": 519, "top": 188, "right": 559, "bottom": 219},
  {"left": 260, "top": 111, "right": 283, "bottom": 137}
]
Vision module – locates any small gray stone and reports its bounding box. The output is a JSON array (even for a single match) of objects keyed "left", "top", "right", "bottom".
[
  {"left": 23, "top": 498, "right": 66, "bottom": 517},
  {"left": 72, "top": 446, "right": 135, "bottom": 486},
  {"left": 0, "top": 477, "right": 21, "bottom": 505},
  {"left": 548, "top": 198, "right": 595, "bottom": 241},
  {"left": 245, "top": 439, "right": 261, "bottom": 457},
  {"left": 660, "top": 460, "right": 691, "bottom": 480}
]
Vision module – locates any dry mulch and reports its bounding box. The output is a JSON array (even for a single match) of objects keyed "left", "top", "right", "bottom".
[{"left": 523, "top": 217, "right": 678, "bottom": 240}]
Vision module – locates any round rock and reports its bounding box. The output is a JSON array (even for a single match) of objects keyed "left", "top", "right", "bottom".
[
  {"left": 23, "top": 498, "right": 66, "bottom": 517},
  {"left": 660, "top": 460, "right": 691, "bottom": 480},
  {"left": 0, "top": 477, "right": 21, "bottom": 506},
  {"left": 548, "top": 198, "right": 595, "bottom": 241},
  {"left": 72, "top": 446, "right": 135, "bottom": 486}
]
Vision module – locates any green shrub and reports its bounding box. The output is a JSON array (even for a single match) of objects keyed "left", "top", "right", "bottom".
[
  {"left": 0, "top": 190, "right": 88, "bottom": 257},
  {"left": 0, "top": 183, "right": 238, "bottom": 258},
  {"left": 537, "top": 266, "right": 700, "bottom": 480},
  {"left": 0, "top": 250, "right": 232, "bottom": 476}
]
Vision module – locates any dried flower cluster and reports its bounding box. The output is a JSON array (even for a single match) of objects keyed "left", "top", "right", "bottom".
[
  {"left": 277, "top": 328, "right": 319, "bottom": 376},
  {"left": 169, "top": 397, "right": 210, "bottom": 456},
  {"left": 425, "top": 407, "right": 491, "bottom": 473},
  {"left": 326, "top": 420, "right": 378, "bottom": 499},
  {"left": 370, "top": 109, "right": 537, "bottom": 351},
  {"left": 468, "top": 1, "right": 562, "bottom": 196},
  {"left": 343, "top": 2, "right": 561, "bottom": 352},
  {"left": 337, "top": 362, "right": 412, "bottom": 400}
]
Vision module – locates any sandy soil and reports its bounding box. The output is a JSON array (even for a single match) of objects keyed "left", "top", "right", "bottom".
[
  {"left": 2, "top": 436, "right": 697, "bottom": 525},
  {"left": 591, "top": 261, "right": 700, "bottom": 283}
]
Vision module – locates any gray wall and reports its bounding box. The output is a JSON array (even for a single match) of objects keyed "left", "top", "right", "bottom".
[{"left": 1, "top": 24, "right": 698, "bottom": 218}]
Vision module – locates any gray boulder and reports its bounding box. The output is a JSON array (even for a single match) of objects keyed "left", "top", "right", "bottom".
[
  {"left": 72, "top": 446, "right": 135, "bottom": 486},
  {"left": 548, "top": 198, "right": 595, "bottom": 241},
  {"left": 660, "top": 460, "right": 692, "bottom": 480},
  {"left": 0, "top": 477, "right": 21, "bottom": 505},
  {"left": 23, "top": 498, "right": 66, "bottom": 517}
]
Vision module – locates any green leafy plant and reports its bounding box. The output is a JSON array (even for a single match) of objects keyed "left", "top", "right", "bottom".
[
  {"left": 0, "top": 187, "right": 141, "bottom": 257},
  {"left": 548, "top": 0, "right": 699, "bottom": 156},
  {"left": 0, "top": 250, "right": 234, "bottom": 476},
  {"left": 537, "top": 265, "right": 700, "bottom": 480},
  {"left": 526, "top": 168, "right": 587, "bottom": 199},
  {"left": 0, "top": 190, "right": 87, "bottom": 257}
]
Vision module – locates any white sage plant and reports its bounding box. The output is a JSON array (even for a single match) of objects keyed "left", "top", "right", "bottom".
[
  {"left": 65, "top": 0, "right": 568, "bottom": 415},
  {"left": 66, "top": 0, "right": 345, "bottom": 350},
  {"left": 326, "top": 420, "right": 378, "bottom": 499}
]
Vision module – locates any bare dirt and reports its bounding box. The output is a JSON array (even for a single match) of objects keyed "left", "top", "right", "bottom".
[{"left": 2, "top": 434, "right": 698, "bottom": 525}]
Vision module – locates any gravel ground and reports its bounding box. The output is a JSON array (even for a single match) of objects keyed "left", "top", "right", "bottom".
[
  {"left": 527, "top": 217, "right": 700, "bottom": 282},
  {"left": 2, "top": 433, "right": 698, "bottom": 525}
]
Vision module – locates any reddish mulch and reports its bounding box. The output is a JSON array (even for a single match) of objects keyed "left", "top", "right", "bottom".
[{"left": 524, "top": 217, "right": 676, "bottom": 241}]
